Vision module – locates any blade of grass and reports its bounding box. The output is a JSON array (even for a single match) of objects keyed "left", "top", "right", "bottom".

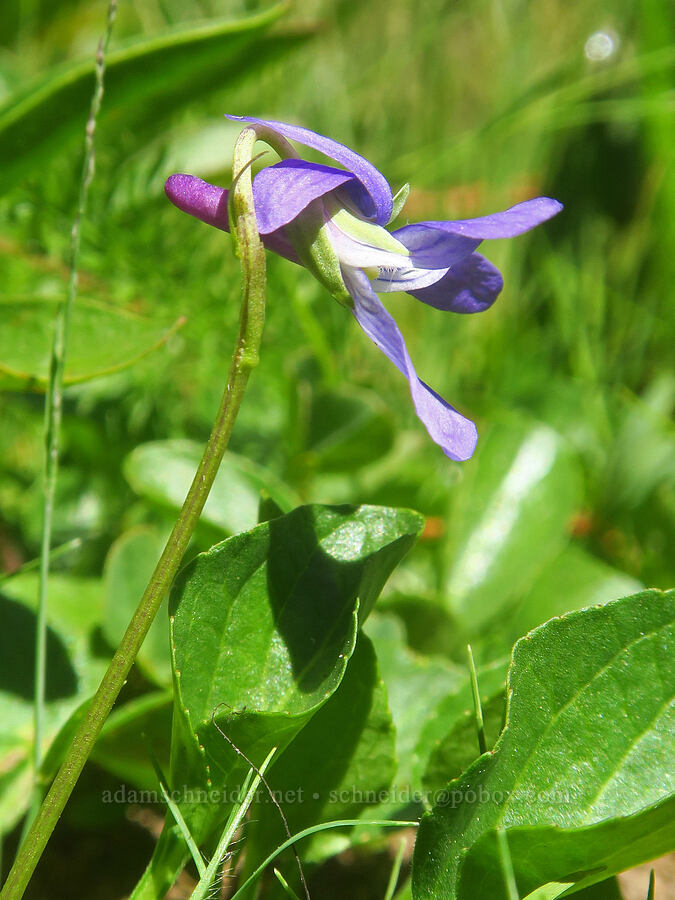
[
  {"left": 496, "top": 828, "right": 520, "bottom": 900},
  {"left": 383, "top": 837, "right": 407, "bottom": 900},
  {"left": 467, "top": 644, "right": 487, "bottom": 755},
  {"left": 273, "top": 869, "right": 302, "bottom": 900},
  {"left": 147, "top": 749, "right": 206, "bottom": 879},
  {"left": 230, "top": 820, "right": 418, "bottom": 900},
  {"left": 189, "top": 747, "right": 277, "bottom": 900},
  {"left": 0, "top": 3, "right": 299, "bottom": 193},
  {"left": 31, "top": 0, "right": 117, "bottom": 807},
  {"left": 213, "top": 704, "right": 310, "bottom": 899},
  {"left": 0, "top": 538, "right": 83, "bottom": 584},
  {"left": 647, "top": 869, "right": 655, "bottom": 900}
]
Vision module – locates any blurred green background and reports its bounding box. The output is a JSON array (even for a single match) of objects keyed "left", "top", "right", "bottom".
[{"left": 0, "top": 0, "right": 673, "bottom": 895}]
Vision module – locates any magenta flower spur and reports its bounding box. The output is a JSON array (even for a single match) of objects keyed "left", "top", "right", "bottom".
[{"left": 165, "top": 116, "right": 562, "bottom": 461}]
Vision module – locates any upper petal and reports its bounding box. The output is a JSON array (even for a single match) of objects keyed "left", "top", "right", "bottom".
[
  {"left": 342, "top": 266, "right": 478, "bottom": 461},
  {"left": 409, "top": 252, "right": 504, "bottom": 314},
  {"left": 227, "top": 115, "right": 393, "bottom": 225},
  {"left": 437, "top": 196, "right": 563, "bottom": 238},
  {"left": 252, "top": 159, "right": 355, "bottom": 234}
]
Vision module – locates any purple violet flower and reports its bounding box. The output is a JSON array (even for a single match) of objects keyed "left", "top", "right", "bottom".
[{"left": 165, "top": 115, "right": 562, "bottom": 461}]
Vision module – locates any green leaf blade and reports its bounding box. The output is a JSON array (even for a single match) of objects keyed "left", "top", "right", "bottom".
[
  {"left": 0, "top": 297, "right": 182, "bottom": 388},
  {"left": 167, "top": 503, "right": 423, "bottom": 848},
  {"left": 0, "top": 5, "right": 300, "bottom": 193},
  {"left": 412, "top": 590, "right": 675, "bottom": 899}
]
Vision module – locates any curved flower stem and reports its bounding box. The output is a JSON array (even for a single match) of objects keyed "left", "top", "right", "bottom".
[{"left": 0, "top": 127, "right": 266, "bottom": 900}]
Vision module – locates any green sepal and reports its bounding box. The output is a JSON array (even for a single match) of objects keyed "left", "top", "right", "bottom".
[
  {"left": 389, "top": 183, "right": 411, "bottom": 224},
  {"left": 285, "top": 200, "right": 353, "bottom": 307},
  {"left": 329, "top": 203, "right": 409, "bottom": 257}
]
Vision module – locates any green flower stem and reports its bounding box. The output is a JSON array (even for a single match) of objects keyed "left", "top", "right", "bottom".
[{"left": 0, "top": 126, "right": 267, "bottom": 900}]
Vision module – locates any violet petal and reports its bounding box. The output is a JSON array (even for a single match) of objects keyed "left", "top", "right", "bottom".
[
  {"left": 409, "top": 253, "right": 504, "bottom": 314},
  {"left": 164, "top": 173, "right": 299, "bottom": 262},
  {"left": 393, "top": 225, "right": 482, "bottom": 269},
  {"left": 395, "top": 196, "right": 563, "bottom": 258},
  {"left": 227, "top": 115, "right": 393, "bottom": 225},
  {"left": 342, "top": 266, "right": 478, "bottom": 461},
  {"left": 252, "top": 159, "right": 355, "bottom": 234}
]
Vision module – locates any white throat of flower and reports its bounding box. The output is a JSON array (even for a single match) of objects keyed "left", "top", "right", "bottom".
[
  {"left": 284, "top": 188, "right": 447, "bottom": 308},
  {"left": 324, "top": 195, "right": 450, "bottom": 295},
  {"left": 324, "top": 196, "right": 410, "bottom": 280}
]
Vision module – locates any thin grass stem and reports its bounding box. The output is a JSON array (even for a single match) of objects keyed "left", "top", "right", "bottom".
[
  {"left": 147, "top": 752, "right": 206, "bottom": 878},
  {"left": 230, "top": 820, "right": 418, "bottom": 900},
  {"left": 383, "top": 836, "right": 407, "bottom": 900},
  {"left": 188, "top": 748, "right": 277, "bottom": 900},
  {"left": 496, "top": 828, "right": 519, "bottom": 900},
  {"left": 0, "top": 539, "right": 83, "bottom": 585},
  {"left": 273, "top": 869, "right": 302, "bottom": 900},
  {"left": 467, "top": 644, "right": 487, "bottom": 755},
  {"left": 33, "top": 0, "right": 118, "bottom": 782}
]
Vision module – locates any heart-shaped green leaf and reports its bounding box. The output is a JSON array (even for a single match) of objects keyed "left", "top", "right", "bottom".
[
  {"left": 444, "top": 420, "right": 582, "bottom": 632},
  {"left": 170, "top": 505, "right": 423, "bottom": 799},
  {"left": 412, "top": 590, "right": 675, "bottom": 898},
  {"left": 241, "top": 634, "right": 396, "bottom": 883},
  {"left": 131, "top": 504, "right": 423, "bottom": 899},
  {"left": 0, "top": 297, "right": 182, "bottom": 388},
  {"left": 124, "top": 440, "right": 301, "bottom": 535},
  {"left": 0, "top": 573, "right": 107, "bottom": 833}
]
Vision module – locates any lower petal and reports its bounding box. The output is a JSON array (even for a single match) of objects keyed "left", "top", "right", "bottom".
[
  {"left": 409, "top": 253, "right": 503, "bottom": 314},
  {"left": 393, "top": 224, "right": 481, "bottom": 269},
  {"left": 342, "top": 267, "right": 478, "bottom": 461},
  {"left": 371, "top": 263, "right": 450, "bottom": 294}
]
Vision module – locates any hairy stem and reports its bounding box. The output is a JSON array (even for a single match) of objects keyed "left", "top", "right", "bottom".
[{"left": 0, "top": 127, "right": 267, "bottom": 900}]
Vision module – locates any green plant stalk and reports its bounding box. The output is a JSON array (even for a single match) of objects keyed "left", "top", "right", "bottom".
[
  {"left": 33, "top": 0, "right": 117, "bottom": 781},
  {"left": 0, "top": 125, "right": 267, "bottom": 900}
]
